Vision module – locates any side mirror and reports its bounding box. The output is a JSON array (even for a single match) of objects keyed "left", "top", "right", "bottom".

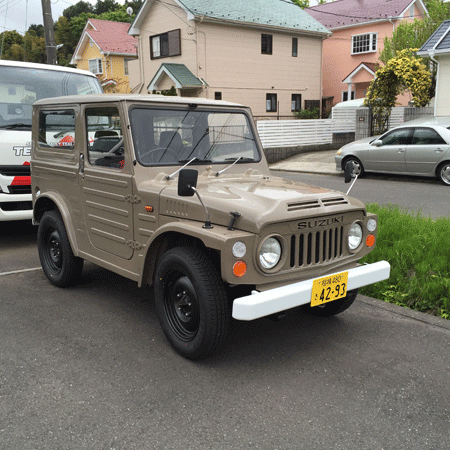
[
  {"left": 372, "top": 139, "right": 383, "bottom": 147},
  {"left": 178, "top": 169, "right": 198, "bottom": 197},
  {"left": 344, "top": 161, "right": 355, "bottom": 183}
]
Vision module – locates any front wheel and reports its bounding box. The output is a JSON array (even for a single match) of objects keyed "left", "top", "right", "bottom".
[
  {"left": 343, "top": 156, "right": 364, "bottom": 177},
  {"left": 37, "top": 210, "right": 83, "bottom": 287},
  {"left": 301, "top": 289, "right": 358, "bottom": 317},
  {"left": 154, "top": 247, "right": 231, "bottom": 359},
  {"left": 438, "top": 162, "right": 450, "bottom": 185}
]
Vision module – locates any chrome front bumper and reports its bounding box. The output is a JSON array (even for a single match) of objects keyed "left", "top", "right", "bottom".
[{"left": 232, "top": 260, "right": 391, "bottom": 321}]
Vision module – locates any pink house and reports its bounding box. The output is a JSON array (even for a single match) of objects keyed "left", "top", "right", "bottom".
[{"left": 307, "top": 0, "right": 428, "bottom": 107}]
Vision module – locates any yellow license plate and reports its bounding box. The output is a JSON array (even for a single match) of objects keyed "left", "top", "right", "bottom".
[{"left": 311, "top": 271, "right": 348, "bottom": 307}]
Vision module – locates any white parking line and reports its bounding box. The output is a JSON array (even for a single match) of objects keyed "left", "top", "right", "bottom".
[{"left": 0, "top": 267, "right": 42, "bottom": 276}]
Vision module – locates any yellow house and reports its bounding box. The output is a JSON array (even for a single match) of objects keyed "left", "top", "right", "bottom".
[{"left": 71, "top": 19, "right": 138, "bottom": 93}]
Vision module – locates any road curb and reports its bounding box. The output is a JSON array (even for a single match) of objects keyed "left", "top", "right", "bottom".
[{"left": 358, "top": 294, "right": 450, "bottom": 331}]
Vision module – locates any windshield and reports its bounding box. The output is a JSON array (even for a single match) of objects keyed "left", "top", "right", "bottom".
[
  {"left": 129, "top": 107, "right": 261, "bottom": 166},
  {"left": 0, "top": 65, "right": 102, "bottom": 130}
]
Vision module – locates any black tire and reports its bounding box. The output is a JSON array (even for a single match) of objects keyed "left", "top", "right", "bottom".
[
  {"left": 154, "top": 247, "right": 231, "bottom": 360},
  {"left": 343, "top": 156, "right": 364, "bottom": 177},
  {"left": 301, "top": 289, "right": 358, "bottom": 317},
  {"left": 437, "top": 162, "right": 450, "bottom": 185},
  {"left": 37, "top": 210, "right": 83, "bottom": 287}
]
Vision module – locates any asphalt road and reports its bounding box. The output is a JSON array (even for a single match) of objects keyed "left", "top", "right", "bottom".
[
  {"left": 272, "top": 170, "right": 450, "bottom": 219},
  {"left": 1, "top": 218, "right": 450, "bottom": 449}
]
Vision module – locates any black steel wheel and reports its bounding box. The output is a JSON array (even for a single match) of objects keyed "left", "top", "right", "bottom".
[
  {"left": 37, "top": 210, "right": 83, "bottom": 287},
  {"left": 154, "top": 247, "right": 230, "bottom": 359},
  {"left": 301, "top": 289, "right": 358, "bottom": 317}
]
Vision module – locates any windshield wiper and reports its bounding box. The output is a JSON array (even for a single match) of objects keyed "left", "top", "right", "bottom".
[
  {"left": 166, "top": 157, "right": 198, "bottom": 180},
  {"left": 0, "top": 123, "right": 32, "bottom": 130},
  {"left": 215, "top": 156, "right": 247, "bottom": 176}
]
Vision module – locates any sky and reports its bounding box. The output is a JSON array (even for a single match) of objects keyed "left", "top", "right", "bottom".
[{"left": 0, "top": 0, "right": 322, "bottom": 35}]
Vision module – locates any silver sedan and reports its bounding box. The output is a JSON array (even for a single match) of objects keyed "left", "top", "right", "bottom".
[{"left": 335, "top": 117, "right": 450, "bottom": 185}]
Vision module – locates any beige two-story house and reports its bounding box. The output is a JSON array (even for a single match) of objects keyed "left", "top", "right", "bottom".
[{"left": 128, "top": 0, "right": 330, "bottom": 118}]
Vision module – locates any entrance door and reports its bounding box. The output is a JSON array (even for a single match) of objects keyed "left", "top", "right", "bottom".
[{"left": 80, "top": 105, "right": 134, "bottom": 260}]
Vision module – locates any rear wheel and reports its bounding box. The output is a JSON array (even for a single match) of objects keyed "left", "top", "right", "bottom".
[
  {"left": 438, "top": 162, "right": 450, "bottom": 185},
  {"left": 37, "top": 210, "right": 83, "bottom": 287},
  {"left": 301, "top": 289, "right": 358, "bottom": 317},
  {"left": 343, "top": 156, "right": 364, "bottom": 177},
  {"left": 154, "top": 247, "right": 230, "bottom": 359}
]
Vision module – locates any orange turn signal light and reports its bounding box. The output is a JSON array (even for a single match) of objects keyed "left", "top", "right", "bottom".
[
  {"left": 366, "top": 234, "right": 375, "bottom": 247},
  {"left": 233, "top": 261, "right": 247, "bottom": 277}
]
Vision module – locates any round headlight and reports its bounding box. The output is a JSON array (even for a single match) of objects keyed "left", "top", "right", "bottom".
[
  {"left": 232, "top": 241, "right": 246, "bottom": 258},
  {"left": 348, "top": 223, "right": 363, "bottom": 251},
  {"left": 367, "top": 218, "right": 377, "bottom": 233},
  {"left": 259, "top": 237, "right": 282, "bottom": 270}
]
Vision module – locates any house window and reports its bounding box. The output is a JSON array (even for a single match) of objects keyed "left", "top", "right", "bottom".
[
  {"left": 88, "top": 58, "right": 103, "bottom": 75},
  {"left": 292, "top": 38, "right": 298, "bottom": 57},
  {"left": 215, "top": 92, "right": 222, "bottom": 100},
  {"left": 291, "top": 94, "right": 302, "bottom": 111},
  {"left": 266, "top": 93, "right": 277, "bottom": 112},
  {"left": 150, "top": 29, "right": 181, "bottom": 59},
  {"left": 124, "top": 59, "right": 131, "bottom": 76},
  {"left": 261, "top": 34, "right": 273, "bottom": 55},
  {"left": 342, "top": 91, "right": 355, "bottom": 101},
  {"left": 352, "top": 33, "right": 377, "bottom": 54}
]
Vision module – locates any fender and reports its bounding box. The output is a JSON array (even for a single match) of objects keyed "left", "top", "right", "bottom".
[
  {"left": 138, "top": 220, "right": 254, "bottom": 287},
  {"left": 34, "top": 191, "right": 81, "bottom": 257}
]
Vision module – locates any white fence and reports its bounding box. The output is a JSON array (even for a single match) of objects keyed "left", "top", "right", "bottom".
[{"left": 257, "top": 118, "right": 355, "bottom": 148}]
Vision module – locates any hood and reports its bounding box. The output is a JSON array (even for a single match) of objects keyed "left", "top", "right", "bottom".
[
  {"left": 340, "top": 135, "right": 380, "bottom": 151},
  {"left": 158, "top": 173, "right": 366, "bottom": 233}
]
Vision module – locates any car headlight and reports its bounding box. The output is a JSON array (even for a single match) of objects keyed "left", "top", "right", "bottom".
[
  {"left": 259, "top": 237, "right": 282, "bottom": 270},
  {"left": 348, "top": 222, "right": 363, "bottom": 251}
]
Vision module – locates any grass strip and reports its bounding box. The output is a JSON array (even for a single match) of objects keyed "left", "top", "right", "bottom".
[{"left": 360, "top": 204, "right": 450, "bottom": 320}]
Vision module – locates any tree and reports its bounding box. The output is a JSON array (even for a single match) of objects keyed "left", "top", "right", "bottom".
[
  {"left": 365, "top": 49, "right": 432, "bottom": 134},
  {"left": 63, "top": 1, "right": 94, "bottom": 20},
  {"left": 94, "top": 0, "right": 118, "bottom": 15},
  {"left": 0, "top": 31, "right": 24, "bottom": 60},
  {"left": 28, "top": 24, "right": 45, "bottom": 38}
]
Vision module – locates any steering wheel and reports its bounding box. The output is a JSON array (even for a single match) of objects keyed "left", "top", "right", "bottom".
[
  {"left": 139, "top": 147, "right": 179, "bottom": 164},
  {"left": 106, "top": 138, "right": 124, "bottom": 156}
]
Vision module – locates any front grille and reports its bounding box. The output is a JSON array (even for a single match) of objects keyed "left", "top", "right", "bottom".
[
  {"left": 289, "top": 226, "right": 344, "bottom": 268},
  {"left": 7, "top": 185, "right": 32, "bottom": 194},
  {"left": 0, "top": 165, "right": 31, "bottom": 177}
]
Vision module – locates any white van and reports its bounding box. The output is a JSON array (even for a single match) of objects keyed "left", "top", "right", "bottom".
[{"left": 0, "top": 60, "right": 103, "bottom": 221}]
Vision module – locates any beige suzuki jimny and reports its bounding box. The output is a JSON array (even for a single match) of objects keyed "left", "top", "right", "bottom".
[{"left": 31, "top": 94, "right": 390, "bottom": 359}]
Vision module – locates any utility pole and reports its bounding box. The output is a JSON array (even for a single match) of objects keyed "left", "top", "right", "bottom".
[{"left": 41, "top": 0, "right": 57, "bottom": 65}]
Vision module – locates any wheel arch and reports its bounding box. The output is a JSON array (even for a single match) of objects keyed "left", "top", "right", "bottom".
[
  {"left": 34, "top": 193, "right": 80, "bottom": 257},
  {"left": 139, "top": 230, "right": 221, "bottom": 288},
  {"left": 436, "top": 160, "right": 450, "bottom": 176}
]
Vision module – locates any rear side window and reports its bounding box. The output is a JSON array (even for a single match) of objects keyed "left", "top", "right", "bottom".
[
  {"left": 411, "top": 127, "right": 446, "bottom": 145},
  {"left": 38, "top": 110, "right": 76, "bottom": 149}
]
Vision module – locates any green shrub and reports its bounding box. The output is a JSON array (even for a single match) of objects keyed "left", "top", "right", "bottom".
[{"left": 294, "top": 108, "right": 320, "bottom": 120}]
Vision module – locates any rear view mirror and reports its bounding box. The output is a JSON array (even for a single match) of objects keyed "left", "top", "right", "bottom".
[
  {"left": 372, "top": 140, "right": 383, "bottom": 147},
  {"left": 344, "top": 161, "right": 354, "bottom": 183},
  {"left": 178, "top": 169, "right": 198, "bottom": 196}
]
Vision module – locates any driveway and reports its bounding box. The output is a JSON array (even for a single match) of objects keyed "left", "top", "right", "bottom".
[{"left": 1, "top": 256, "right": 449, "bottom": 449}]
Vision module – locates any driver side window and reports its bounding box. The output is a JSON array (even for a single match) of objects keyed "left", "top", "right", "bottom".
[
  {"left": 85, "top": 106, "right": 124, "bottom": 169},
  {"left": 380, "top": 128, "right": 411, "bottom": 146}
]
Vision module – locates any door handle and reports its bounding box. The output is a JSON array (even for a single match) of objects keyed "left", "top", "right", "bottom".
[
  {"left": 435, "top": 148, "right": 444, "bottom": 153},
  {"left": 79, "top": 153, "right": 85, "bottom": 179},
  {"left": 397, "top": 149, "right": 405, "bottom": 153}
]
